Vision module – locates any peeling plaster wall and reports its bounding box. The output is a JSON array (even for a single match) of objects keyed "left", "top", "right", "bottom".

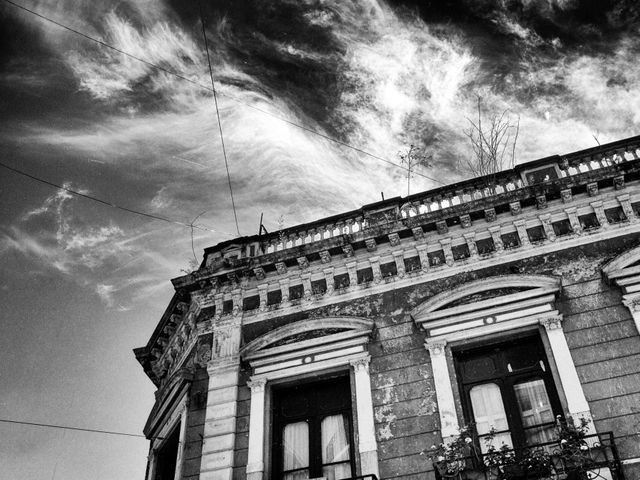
[{"left": 229, "top": 233, "right": 640, "bottom": 480}]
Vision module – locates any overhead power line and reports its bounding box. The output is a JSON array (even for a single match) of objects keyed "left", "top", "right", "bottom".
[
  {"left": 0, "top": 418, "right": 148, "bottom": 439},
  {"left": 2, "top": 0, "right": 445, "bottom": 186},
  {"left": 0, "top": 161, "right": 231, "bottom": 236},
  {"left": 199, "top": 2, "right": 241, "bottom": 236}
]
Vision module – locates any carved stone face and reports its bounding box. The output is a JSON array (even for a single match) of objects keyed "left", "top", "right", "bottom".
[
  {"left": 388, "top": 233, "right": 400, "bottom": 247},
  {"left": 561, "top": 189, "right": 572, "bottom": 203},
  {"left": 436, "top": 221, "right": 448, "bottom": 235},
  {"left": 412, "top": 227, "right": 424, "bottom": 240},
  {"left": 460, "top": 214, "right": 472, "bottom": 228},
  {"left": 297, "top": 257, "right": 310, "bottom": 269},
  {"left": 342, "top": 244, "right": 354, "bottom": 257},
  {"left": 536, "top": 195, "right": 547, "bottom": 209},
  {"left": 320, "top": 250, "right": 331, "bottom": 264},
  {"left": 253, "top": 267, "right": 266, "bottom": 281},
  {"left": 509, "top": 202, "right": 521, "bottom": 216},
  {"left": 365, "top": 238, "right": 377, "bottom": 252},
  {"left": 484, "top": 208, "right": 496, "bottom": 223},
  {"left": 587, "top": 182, "right": 599, "bottom": 197}
]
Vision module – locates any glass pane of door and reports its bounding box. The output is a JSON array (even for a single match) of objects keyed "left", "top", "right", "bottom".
[
  {"left": 514, "top": 379, "right": 555, "bottom": 444},
  {"left": 321, "top": 414, "right": 351, "bottom": 480},
  {"left": 469, "top": 383, "right": 513, "bottom": 452},
  {"left": 283, "top": 421, "right": 309, "bottom": 480}
]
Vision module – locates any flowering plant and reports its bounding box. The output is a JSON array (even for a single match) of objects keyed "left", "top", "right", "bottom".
[
  {"left": 556, "top": 415, "right": 594, "bottom": 477},
  {"left": 426, "top": 425, "right": 477, "bottom": 478}
]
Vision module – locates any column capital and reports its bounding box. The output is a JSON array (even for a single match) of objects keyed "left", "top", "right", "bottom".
[
  {"left": 540, "top": 315, "right": 563, "bottom": 331},
  {"left": 247, "top": 378, "right": 267, "bottom": 394},
  {"left": 350, "top": 355, "right": 371, "bottom": 373},
  {"left": 425, "top": 339, "right": 447, "bottom": 356}
]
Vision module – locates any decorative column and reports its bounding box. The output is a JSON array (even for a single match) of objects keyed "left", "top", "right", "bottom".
[
  {"left": 425, "top": 339, "right": 459, "bottom": 441},
  {"left": 323, "top": 266, "right": 335, "bottom": 295},
  {"left": 539, "top": 214, "right": 556, "bottom": 242},
  {"left": 439, "top": 238, "right": 454, "bottom": 266},
  {"left": 416, "top": 244, "right": 430, "bottom": 272},
  {"left": 540, "top": 317, "right": 595, "bottom": 433},
  {"left": 392, "top": 250, "right": 406, "bottom": 278},
  {"left": 301, "top": 273, "right": 312, "bottom": 300},
  {"left": 257, "top": 284, "right": 268, "bottom": 312},
  {"left": 200, "top": 317, "right": 243, "bottom": 480},
  {"left": 513, "top": 219, "right": 530, "bottom": 247},
  {"left": 369, "top": 256, "right": 382, "bottom": 284},
  {"left": 246, "top": 378, "right": 267, "bottom": 480},
  {"left": 350, "top": 356, "right": 380, "bottom": 478},
  {"left": 346, "top": 261, "right": 358, "bottom": 290},
  {"left": 564, "top": 207, "right": 582, "bottom": 235},
  {"left": 617, "top": 194, "right": 637, "bottom": 223},
  {"left": 278, "top": 278, "right": 290, "bottom": 306},
  {"left": 463, "top": 232, "right": 478, "bottom": 259},
  {"left": 590, "top": 201, "right": 608, "bottom": 229},
  {"left": 488, "top": 226, "right": 503, "bottom": 252}
]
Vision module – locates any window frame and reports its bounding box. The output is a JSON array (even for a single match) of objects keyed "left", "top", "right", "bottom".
[
  {"left": 271, "top": 374, "right": 357, "bottom": 480},
  {"left": 454, "top": 335, "right": 563, "bottom": 451}
]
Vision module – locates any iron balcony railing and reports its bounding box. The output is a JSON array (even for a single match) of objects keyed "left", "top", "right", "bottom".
[{"left": 434, "top": 432, "right": 624, "bottom": 480}]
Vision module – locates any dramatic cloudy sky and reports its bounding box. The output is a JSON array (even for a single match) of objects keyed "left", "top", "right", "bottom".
[{"left": 1, "top": 0, "right": 639, "bottom": 478}]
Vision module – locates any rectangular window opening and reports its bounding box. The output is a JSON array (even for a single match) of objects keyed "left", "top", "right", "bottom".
[
  {"left": 333, "top": 273, "right": 350, "bottom": 290},
  {"left": 501, "top": 232, "right": 520, "bottom": 249},
  {"left": 155, "top": 422, "right": 181, "bottom": 480},
  {"left": 476, "top": 238, "right": 495, "bottom": 256},
  {"left": 578, "top": 213, "right": 600, "bottom": 230},
  {"left": 272, "top": 376, "right": 355, "bottom": 480},
  {"left": 552, "top": 219, "right": 573, "bottom": 237},
  {"left": 428, "top": 250, "right": 446, "bottom": 267},
  {"left": 356, "top": 267, "right": 373, "bottom": 284},
  {"left": 380, "top": 262, "right": 397, "bottom": 278}
]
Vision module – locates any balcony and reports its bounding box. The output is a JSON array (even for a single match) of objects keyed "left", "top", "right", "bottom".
[{"left": 434, "top": 432, "right": 624, "bottom": 480}]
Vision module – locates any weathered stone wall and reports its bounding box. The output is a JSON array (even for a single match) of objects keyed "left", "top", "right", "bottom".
[{"left": 227, "top": 234, "right": 640, "bottom": 480}]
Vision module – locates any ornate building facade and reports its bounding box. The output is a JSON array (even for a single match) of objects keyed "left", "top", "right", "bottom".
[{"left": 135, "top": 135, "right": 640, "bottom": 480}]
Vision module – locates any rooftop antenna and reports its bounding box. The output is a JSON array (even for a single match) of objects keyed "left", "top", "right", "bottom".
[{"left": 381, "top": 192, "right": 385, "bottom": 201}]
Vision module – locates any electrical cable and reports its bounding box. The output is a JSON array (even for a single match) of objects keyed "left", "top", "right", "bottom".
[
  {"left": 0, "top": 161, "right": 232, "bottom": 236},
  {"left": 0, "top": 418, "right": 147, "bottom": 439},
  {"left": 199, "top": 1, "right": 241, "bottom": 236},
  {"left": 2, "top": 0, "right": 445, "bottom": 186}
]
